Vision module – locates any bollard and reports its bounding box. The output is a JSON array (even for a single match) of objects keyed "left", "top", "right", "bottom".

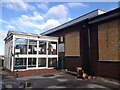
[{"left": 16, "top": 58, "right": 19, "bottom": 78}]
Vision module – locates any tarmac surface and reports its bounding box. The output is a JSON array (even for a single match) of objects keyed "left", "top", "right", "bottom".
[{"left": 0, "top": 69, "right": 120, "bottom": 89}]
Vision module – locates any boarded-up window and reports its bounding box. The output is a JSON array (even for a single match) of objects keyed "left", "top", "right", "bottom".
[
  {"left": 65, "top": 31, "right": 80, "bottom": 56},
  {"left": 98, "top": 20, "right": 119, "bottom": 61}
]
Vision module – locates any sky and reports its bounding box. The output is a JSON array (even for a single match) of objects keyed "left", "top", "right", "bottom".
[{"left": 0, "top": 1, "right": 119, "bottom": 55}]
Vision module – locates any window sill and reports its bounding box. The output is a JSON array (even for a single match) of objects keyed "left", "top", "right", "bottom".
[{"left": 98, "top": 60, "right": 120, "bottom": 62}]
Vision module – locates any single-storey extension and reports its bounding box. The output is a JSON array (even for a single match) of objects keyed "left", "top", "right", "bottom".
[{"left": 4, "top": 31, "right": 58, "bottom": 71}]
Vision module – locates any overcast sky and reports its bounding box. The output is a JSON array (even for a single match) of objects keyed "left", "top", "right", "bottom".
[{"left": 0, "top": 1, "right": 119, "bottom": 55}]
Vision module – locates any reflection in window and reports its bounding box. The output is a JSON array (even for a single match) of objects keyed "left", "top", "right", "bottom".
[
  {"left": 15, "top": 38, "right": 28, "bottom": 54},
  {"left": 48, "top": 58, "right": 57, "bottom": 68},
  {"left": 48, "top": 42, "right": 57, "bottom": 55},
  {"left": 28, "top": 58, "right": 36, "bottom": 68},
  {"left": 28, "top": 40, "right": 37, "bottom": 54},
  {"left": 38, "top": 58, "right": 46, "bottom": 67},
  {"left": 39, "top": 41, "right": 46, "bottom": 54},
  {"left": 14, "top": 58, "right": 27, "bottom": 69}
]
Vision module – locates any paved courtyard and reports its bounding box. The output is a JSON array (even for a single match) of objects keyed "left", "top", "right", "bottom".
[{"left": 0, "top": 69, "right": 120, "bottom": 89}]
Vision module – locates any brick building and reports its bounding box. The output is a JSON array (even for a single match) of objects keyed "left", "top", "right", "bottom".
[{"left": 41, "top": 8, "right": 120, "bottom": 79}]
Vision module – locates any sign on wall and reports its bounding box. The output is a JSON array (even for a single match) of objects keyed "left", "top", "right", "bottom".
[
  {"left": 15, "top": 49, "right": 20, "bottom": 53},
  {"left": 118, "top": 42, "right": 120, "bottom": 49}
]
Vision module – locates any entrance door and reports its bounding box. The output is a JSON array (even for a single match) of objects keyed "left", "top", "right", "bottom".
[
  {"left": 38, "top": 40, "right": 47, "bottom": 68},
  {"left": 47, "top": 41, "right": 58, "bottom": 68},
  {"left": 38, "top": 41, "right": 58, "bottom": 68},
  {"left": 27, "top": 40, "right": 37, "bottom": 69}
]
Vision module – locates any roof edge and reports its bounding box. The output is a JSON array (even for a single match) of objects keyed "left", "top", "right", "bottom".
[{"left": 41, "top": 9, "right": 106, "bottom": 35}]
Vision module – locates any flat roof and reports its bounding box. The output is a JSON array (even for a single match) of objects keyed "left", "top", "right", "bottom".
[
  {"left": 89, "top": 7, "right": 120, "bottom": 24},
  {"left": 4, "top": 31, "right": 58, "bottom": 41},
  {"left": 41, "top": 9, "right": 106, "bottom": 35}
]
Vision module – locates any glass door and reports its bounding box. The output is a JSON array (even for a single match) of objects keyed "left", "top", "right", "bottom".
[
  {"left": 28, "top": 40, "right": 37, "bottom": 69},
  {"left": 47, "top": 41, "right": 58, "bottom": 68},
  {"left": 38, "top": 41, "right": 47, "bottom": 68}
]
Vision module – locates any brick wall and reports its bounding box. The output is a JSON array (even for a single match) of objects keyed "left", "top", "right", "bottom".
[
  {"left": 64, "top": 56, "right": 82, "bottom": 71},
  {"left": 97, "top": 19, "right": 120, "bottom": 79},
  {"left": 118, "top": 18, "right": 120, "bottom": 60},
  {"left": 97, "top": 61, "right": 120, "bottom": 80}
]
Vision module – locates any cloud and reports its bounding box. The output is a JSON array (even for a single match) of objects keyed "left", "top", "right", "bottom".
[
  {"left": 3, "top": 4, "right": 72, "bottom": 33},
  {"left": 6, "top": 25, "right": 15, "bottom": 30},
  {"left": 44, "top": 4, "right": 69, "bottom": 19},
  {"left": 37, "top": 19, "right": 60, "bottom": 30},
  {"left": 34, "top": 29, "right": 41, "bottom": 34},
  {"left": 20, "top": 11, "right": 44, "bottom": 22},
  {"left": 0, "top": 30, "right": 7, "bottom": 41},
  {"left": 0, "top": 19, "right": 7, "bottom": 24},
  {"left": 37, "top": 3, "right": 48, "bottom": 10},
  {"left": 0, "top": 30, "right": 8, "bottom": 55},
  {"left": 66, "top": 2, "right": 88, "bottom": 8},
  {"left": 2, "top": 0, "right": 36, "bottom": 11}
]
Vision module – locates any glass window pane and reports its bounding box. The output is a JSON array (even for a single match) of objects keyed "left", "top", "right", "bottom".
[
  {"left": 28, "top": 40, "right": 37, "bottom": 54},
  {"left": 28, "top": 58, "right": 36, "bottom": 68},
  {"left": 38, "top": 58, "right": 46, "bottom": 67},
  {"left": 48, "top": 58, "right": 57, "bottom": 68},
  {"left": 48, "top": 42, "right": 57, "bottom": 55},
  {"left": 14, "top": 58, "right": 27, "bottom": 69},
  {"left": 39, "top": 41, "right": 46, "bottom": 54},
  {"left": 15, "top": 38, "right": 28, "bottom": 54}
]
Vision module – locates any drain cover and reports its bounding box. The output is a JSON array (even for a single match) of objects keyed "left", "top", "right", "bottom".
[{"left": 42, "top": 74, "right": 55, "bottom": 77}]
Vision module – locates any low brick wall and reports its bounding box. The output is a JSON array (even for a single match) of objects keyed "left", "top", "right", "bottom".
[
  {"left": 64, "top": 56, "right": 82, "bottom": 72},
  {"left": 3, "top": 68, "right": 61, "bottom": 77},
  {"left": 96, "top": 61, "right": 120, "bottom": 80},
  {"left": 12, "top": 69, "right": 61, "bottom": 77}
]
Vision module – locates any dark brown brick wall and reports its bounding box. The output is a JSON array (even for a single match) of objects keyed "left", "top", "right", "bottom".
[
  {"left": 89, "top": 25, "right": 99, "bottom": 76},
  {"left": 97, "top": 61, "right": 120, "bottom": 80},
  {"left": 64, "top": 56, "right": 82, "bottom": 72},
  {"left": 118, "top": 17, "right": 120, "bottom": 60}
]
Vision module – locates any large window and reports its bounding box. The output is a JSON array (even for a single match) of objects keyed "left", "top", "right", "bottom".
[
  {"left": 14, "top": 58, "right": 27, "bottom": 69},
  {"left": 38, "top": 58, "right": 46, "bottom": 67},
  {"left": 48, "top": 58, "right": 57, "bottom": 68},
  {"left": 48, "top": 41, "right": 57, "bottom": 55},
  {"left": 39, "top": 41, "right": 46, "bottom": 54},
  {"left": 28, "top": 40, "right": 37, "bottom": 54},
  {"left": 15, "top": 38, "right": 28, "bottom": 54},
  {"left": 28, "top": 58, "right": 36, "bottom": 68}
]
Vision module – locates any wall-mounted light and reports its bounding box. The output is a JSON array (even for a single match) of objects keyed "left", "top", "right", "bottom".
[{"left": 82, "top": 25, "right": 86, "bottom": 28}]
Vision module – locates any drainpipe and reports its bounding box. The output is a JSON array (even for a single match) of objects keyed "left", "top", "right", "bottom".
[{"left": 87, "top": 23, "right": 91, "bottom": 75}]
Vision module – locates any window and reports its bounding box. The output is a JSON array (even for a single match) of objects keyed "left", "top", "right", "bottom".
[
  {"left": 48, "top": 41, "right": 57, "bottom": 55},
  {"left": 48, "top": 58, "right": 57, "bottom": 68},
  {"left": 14, "top": 58, "right": 27, "bottom": 69},
  {"left": 39, "top": 41, "right": 46, "bottom": 54},
  {"left": 38, "top": 58, "right": 46, "bottom": 67},
  {"left": 15, "top": 38, "right": 28, "bottom": 54},
  {"left": 28, "top": 40, "right": 37, "bottom": 54},
  {"left": 28, "top": 58, "right": 36, "bottom": 68}
]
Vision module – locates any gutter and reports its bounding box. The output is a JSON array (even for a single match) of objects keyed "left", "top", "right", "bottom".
[{"left": 89, "top": 12, "right": 120, "bottom": 24}]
